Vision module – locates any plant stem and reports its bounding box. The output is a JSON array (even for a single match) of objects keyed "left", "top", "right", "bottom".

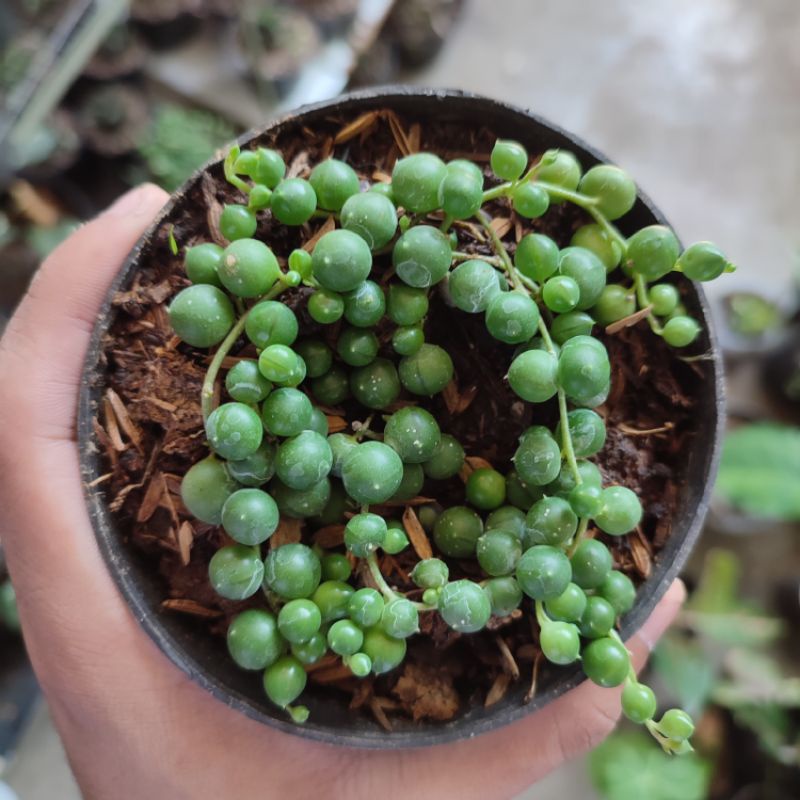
[
  {"left": 634, "top": 273, "right": 664, "bottom": 334},
  {"left": 533, "top": 181, "right": 597, "bottom": 208},
  {"left": 566, "top": 517, "right": 589, "bottom": 557},
  {"left": 451, "top": 251, "right": 503, "bottom": 267},
  {"left": 201, "top": 315, "right": 248, "bottom": 421},
  {"left": 481, "top": 152, "right": 550, "bottom": 205},
  {"left": 558, "top": 390, "right": 581, "bottom": 480},
  {"left": 353, "top": 415, "right": 374, "bottom": 442},
  {"left": 365, "top": 552, "right": 434, "bottom": 611},
  {"left": 476, "top": 210, "right": 521, "bottom": 289},
  {"left": 201, "top": 281, "right": 286, "bottom": 421},
  {"left": 482, "top": 181, "right": 514, "bottom": 203},
  {"left": 534, "top": 599, "right": 550, "bottom": 629},
  {"left": 476, "top": 209, "right": 582, "bottom": 489},
  {"left": 366, "top": 552, "right": 399, "bottom": 602}
]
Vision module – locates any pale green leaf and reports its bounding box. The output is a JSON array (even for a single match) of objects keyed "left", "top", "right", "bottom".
[
  {"left": 687, "top": 549, "right": 741, "bottom": 614},
  {"left": 589, "top": 731, "right": 711, "bottom": 800},
  {"left": 652, "top": 635, "right": 717, "bottom": 716},
  {"left": 716, "top": 423, "right": 800, "bottom": 520}
]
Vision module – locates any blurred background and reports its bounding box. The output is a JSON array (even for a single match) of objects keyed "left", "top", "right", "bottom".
[{"left": 0, "top": 1, "right": 798, "bottom": 798}]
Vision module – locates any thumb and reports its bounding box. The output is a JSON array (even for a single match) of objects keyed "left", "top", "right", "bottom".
[{"left": 0, "top": 183, "right": 168, "bottom": 442}]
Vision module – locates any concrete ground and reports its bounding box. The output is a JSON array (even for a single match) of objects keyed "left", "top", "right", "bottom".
[{"left": 4, "top": 0, "right": 798, "bottom": 797}]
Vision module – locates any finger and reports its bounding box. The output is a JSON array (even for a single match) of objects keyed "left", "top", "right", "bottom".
[
  {"left": 0, "top": 183, "right": 168, "bottom": 442},
  {"left": 627, "top": 578, "right": 686, "bottom": 671},
  {"left": 391, "top": 580, "right": 686, "bottom": 800}
]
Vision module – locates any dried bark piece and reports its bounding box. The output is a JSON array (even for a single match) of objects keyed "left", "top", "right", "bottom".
[
  {"left": 334, "top": 110, "right": 380, "bottom": 144},
  {"left": 177, "top": 520, "right": 194, "bottom": 566},
  {"left": 109, "top": 481, "right": 143, "bottom": 513},
  {"left": 102, "top": 395, "right": 126, "bottom": 452},
  {"left": 455, "top": 385, "right": 479, "bottom": 415},
  {"left": 160, "top": 472, "right": 181, "bottom": 529},
  {"left": 376, "top": 496, "right": 435, "bottom": 509},
  {"left": 630, "top": 528, "right": 653, "bottom": 578},
  {"left": 349, "top": 680, "right": 373, "bottom": 710},
  {"left": 326, "top": 415, "right": 348, "bottom": 433},
  {"left": 319, "top": 136, "right": 334, "bottom": 162},
  {"left": 161, "top": 599, "right": 222, "bottom": 618},
  {"left": 452, "top": 219, "right": 487, "bottom": 242},
  {"left": 85, "top": 472, "right": 112, "bottom": 488},
  {"left": 286, "top": 149, "right": 311, "bottom": 179},
  {"left": 312, "top": 524, "right": 345, "bottom": 548},
  {"left": 302, "top": 215, "right": 336, "bottom": 252},
  {"left": 140, "top": 396, "right": 177, "bottom": 413},
  {"left": 402, "top": 506, "right": 433, "bottom": 560},
  {"left": 485, "top": 609, "right": 523, "bottom": 632},
  {"left": 369, "top": 696, "right": 393, "bottom": 731},
  {"left": 381, "top": 554, "right": 410, "bottom": 582},
  {"left": 618, "top": 421, "right": 674, "bottom": 436},
  {"left": 358, "top": 560, "right": 380, "bottom": 594},
  {"left": 495, "top": 636, "right": 521, "bottom": 679},
  {"left": 308, "top": 662, "right": 354, "bottom": 683},
  {"left": 466, "top": 455, "right": 494, "bottom": 471},
  {"left": 407, "top": 123, "right": 421, "bottom": 154},
  {"left": 137, "top": 470, "right": 165, "bottom": 522},
  {"left": 270, "top": 518, "right": 303, "bottom": 549},
  {"left": 489, "top": 217, "right": 513, "bottom": 238},
  {"left": 524, "top": 652, "right": 544, "bottom": 704},
  {"left": 605, "top": 306, "right": 653, "bottom": 335},
  {"left": 202, "top": 172, "right": 224, "bottom": 246},
  {"left": 305, "top": 653, "right": 340, "bottom": 674},
  {"left": 392, "top": 662, "right": 459, "bottom": 721},
  {"left": 386, "top": 110, "right": 412, "bottom": 156},
  {"left": 144, "top": 280, "right": 173, "bottom": 305},
  {"left": 441, "top": 380, "right": 460, "bottom": 414},
  {"left": 485, "top": 672, "right": 511, "bottom": 708}
]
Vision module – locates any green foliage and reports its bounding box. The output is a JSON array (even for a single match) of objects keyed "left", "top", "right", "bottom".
[
  {"left": 25, "top": 219, "right": 79, "bottom": 259},
  {"left": 651, "top": 636, "right": 716, "bottom": 716},
  {"left": 716, "top": 423, "right": 800, "bottom": 520},
  {"left": 138, "top": 104, "right": 237, "bottom": 191},
  {"left": 0, "top": 580, "right": 20, "bottom": 632},
  {"left": 167, "top": 136, "right": 732, "bottom": 732},
  {"left": 590, "top": 731, "right": 711, "bottom": 800},
  {"left": 724, "top": 291, "right": 783, "bottom": 337}
]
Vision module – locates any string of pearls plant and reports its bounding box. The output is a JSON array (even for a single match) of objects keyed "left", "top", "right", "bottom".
[{"left": 168, "top": 134, "right": 732, "bottom": 747}]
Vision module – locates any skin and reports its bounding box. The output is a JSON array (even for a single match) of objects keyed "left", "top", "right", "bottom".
[{"left": 0, "top": 185, "right": 686, "bottom": 800}]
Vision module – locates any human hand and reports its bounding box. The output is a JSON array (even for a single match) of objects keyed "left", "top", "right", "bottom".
[{"left": 0, "top": 185, "right": 686, "bottom": 800}]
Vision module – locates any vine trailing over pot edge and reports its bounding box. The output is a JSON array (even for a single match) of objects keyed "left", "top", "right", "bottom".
[{"left": 166, "top": 132, "right": 733, "bottom": 751}]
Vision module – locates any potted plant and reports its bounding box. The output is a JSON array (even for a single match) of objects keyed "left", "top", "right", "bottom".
[
  {"left": 79, "top": 88, "right": 727, "bottom": 749},
  {"left": 73, "top": 83, "right": 151, "bottom": 157}
]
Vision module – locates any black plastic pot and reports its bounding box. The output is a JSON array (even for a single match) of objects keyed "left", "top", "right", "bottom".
[{"left": 78, "top": 87, "right": 725, "bottom": 748}]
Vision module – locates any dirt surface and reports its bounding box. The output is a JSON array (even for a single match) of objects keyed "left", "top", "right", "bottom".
[{"left": 92, "top": 107, "right": 707, "bottom": 727}]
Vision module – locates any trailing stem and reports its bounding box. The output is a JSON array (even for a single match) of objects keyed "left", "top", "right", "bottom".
[{"left": 201, "top": 281, "right": 286, "bottom": 421}]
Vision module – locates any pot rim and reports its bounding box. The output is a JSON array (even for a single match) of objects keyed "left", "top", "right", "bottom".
[{"left": 77, "top": 85, "right": 726, "bottom": 748}]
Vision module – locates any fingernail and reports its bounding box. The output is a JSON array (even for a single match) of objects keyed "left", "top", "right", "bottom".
[{"left": 107, "top": 184, "right": 163, "bottom": 218}]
